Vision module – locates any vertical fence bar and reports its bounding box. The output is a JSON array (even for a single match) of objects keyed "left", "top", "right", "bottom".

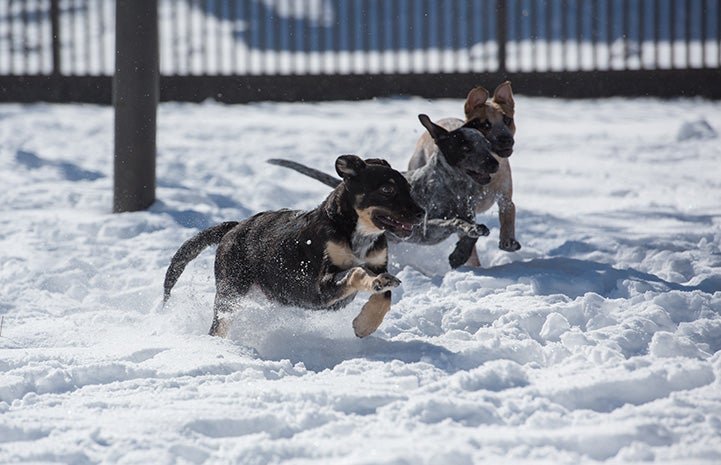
[
  {"left": 85, "top": 0, "right": 91, "bottom": 73},
  {"left": 412, "top": 0, "right": 421, "bottom": 72},
  {"left": 591, "top": 0, "right": 598, "bottom": 69},
  {"left": 9, "top": 0, "right": 15, "bottom": 74},
  {"left": 98, "top": 0, "right": 106, "bottom": 74},
  {"left": 230, "top": 0, "right": 238, "bottom": 74},
  {"left": 216, "top": 0, "right": 223, "bottom": 74},
  {"left": 670, "top": 0, "right": 676, "bottom": 67},
  {"left": 187, "top": 0, "right": 194, "bottom": 73},
  {"left": 457, "top": 0, "right": 466, "bottom": 72},
  {"left": 22, "top": 0, "right": 29, "bottom": 73},
  {"left": 73, "top": 0, "right": 79, "bottom": 74},
  {"left": 263, "top": 0, "right": 274, "bottom": 74},
  {"left": 654, "top": 0, "right": 660, "bottom": 67},
  {"left": 470, "top": 0, "right": 480, "bottom": 71},
  {"left": 419, "top": 0, "right": 433, "bottom": 72},
  {"left": 204, "top": 0, "right": 211, "bottom": 73},
  {"left": 0, "top": 1, "right": 5, "bottom": 72},
  {"left": 559, "top": 0, "right": 569, "bottom": 71},
  {"left": 547, "top": 0, "right": 553, "bottom": 70},
  {"left": 50, "top": 0, "right": 60, "bottom": 75},
  {"left": 685, "top": 0, "right": 691, "bottom": 67},
  {"left": 622, "top": 0, "right": 629, "bottom": 69},
  {"left": 255, "top": 0, "right": 263, "bottom": 72},
  {"left": 607, "top": 0, "right": 613, "bottom": 69},
  {"left": 638, "top": 0, "right": 645, "bottom": 69},
  {"left": 515, "top": 0, "right": 522, "bottom": 70},
  {"left": 311, "top": 0, "right": 319, "bottom": 74},
  {"left": 577, "top": 0, "right": 583, "bottom": 69},
  {"left": 441, "top": 0, "right": 450, "bottom": 70},
  {"left": 497, "top": 0, "right": 507, "bottom": 73},
  {"left": 701, "top": 0, "right": 707, "bottom": 67},
  {"left": 169, "top": 0, "right": 178, "bottom": 74},
  {"left": 374, "top": 2, "right": 380, "bottom": 72},
  {"left": 323, "top": 0, "right": 334, "bottom": 73},
  {"left": 241, "top": 0, "right": 249, "bottom": 74},
  {"left": 38, "top": 0, "right": 46, "bottom": 73},
  {"left": 113, "top": 0, "right": 158, "bottom": 213},
  {"left": 529, "top": 0, "right": 536, "bottom": 70}
]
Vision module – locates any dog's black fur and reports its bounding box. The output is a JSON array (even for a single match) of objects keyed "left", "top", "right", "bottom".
[
  {"left": 268, "top": 115, "right": 499, "bottom": 269},
  {"left": 163, "top": 155, "right": 424, "bottom": 338}
]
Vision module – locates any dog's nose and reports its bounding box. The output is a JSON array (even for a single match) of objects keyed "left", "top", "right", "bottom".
[{"left": 497, "top": 134, "right": 514, "bottom": 147}]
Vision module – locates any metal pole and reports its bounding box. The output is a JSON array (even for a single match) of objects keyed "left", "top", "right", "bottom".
[{"left": 113, "top": 0, "right": 159, "bottom": 213}]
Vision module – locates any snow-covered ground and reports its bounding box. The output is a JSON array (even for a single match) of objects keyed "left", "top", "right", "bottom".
[{"left": 1, "top": 95, "right": 720, "bottom": 464}]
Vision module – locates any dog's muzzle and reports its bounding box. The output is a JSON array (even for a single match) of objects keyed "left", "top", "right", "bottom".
[
  {"left": 494, "top": 135, "right": 514, "bottom": 158},
  {"left": 375, "top": 208, "right": 425, "bottom": 239}
]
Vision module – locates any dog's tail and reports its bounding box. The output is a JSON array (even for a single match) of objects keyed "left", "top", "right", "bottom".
[
  {"left": 267, "top": 158, "right": 341, "bottom": 188},
  {"left": 163, "top": 221, "right": 239, "bottom": 305}
]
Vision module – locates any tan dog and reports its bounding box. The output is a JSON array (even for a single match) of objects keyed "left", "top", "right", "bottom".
[{"left": 408, "top": 82, "right": 519, "bottom": 266}]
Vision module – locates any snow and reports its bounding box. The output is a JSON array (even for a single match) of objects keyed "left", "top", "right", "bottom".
[{"left": 1, "top": 95, "right": 721, "bottom": 464}]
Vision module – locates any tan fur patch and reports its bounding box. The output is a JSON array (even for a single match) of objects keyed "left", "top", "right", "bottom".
[
  {"left": 355, "top": 207, "right": 384, "bottom": 235},
  {"left": 325, "top": 240, "right": 356, "bottom": 268},
  {"left": 352, "top": 292, "right": 392, "bottom": 337}
]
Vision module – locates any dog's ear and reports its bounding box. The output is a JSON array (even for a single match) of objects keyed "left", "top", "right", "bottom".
[
  {"left": 464, "top": 86, "right": 489, "bottom": 117},
  {"left": 492, "top": 81, "right": 515, "bottom": 117},
  {"left": 336, "top": 155, "right": 366, "bottom": 179},
  {"left": 418, "top": 114, "right": 449, "bottom": 141},
  {"left": 463, "top": 118, "right": 483, "bottom": 131},
  {"left": 364, "top": 158, "right": 391, "bottom": 168}
]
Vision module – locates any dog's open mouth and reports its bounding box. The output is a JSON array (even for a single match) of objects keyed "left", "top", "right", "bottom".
[
  {"left": 374, "top": 214, "right": 416, "bottom": 239},
  {"left": 465, "top": 170, "right": 493, "bottom": 185}
]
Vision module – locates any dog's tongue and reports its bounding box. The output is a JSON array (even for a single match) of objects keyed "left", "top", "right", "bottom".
[{"left": 391, "top": 219, "right": 415, "bottom": 238}]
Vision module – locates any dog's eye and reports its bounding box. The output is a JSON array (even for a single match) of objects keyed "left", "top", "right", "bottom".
[
  {"left": 461, "top": 145, "right": 471, "bottom": 152},
  {"left": 503, "top": 116, "right": 513, "bottom": 126},
  {"left": 379, "top": 184, "right": 395, "bottom": 196},
  {"left": 481, "top": 120, "right": 492, "bottom": 130}
]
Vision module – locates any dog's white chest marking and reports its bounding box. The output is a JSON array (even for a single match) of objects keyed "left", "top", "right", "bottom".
[{"left": 351, "top": 229, "right": 383, "bottom": 263}]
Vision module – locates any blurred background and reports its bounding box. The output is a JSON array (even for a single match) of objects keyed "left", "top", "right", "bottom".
[{"left": 1, "top": 0, "right": 720, "bottom": 103}]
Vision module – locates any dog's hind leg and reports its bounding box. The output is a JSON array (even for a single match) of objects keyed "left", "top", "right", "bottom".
[
  {"left": 209, "top": 231, "right": 253, "bottom": 337},
  {"left": 209, "top": 290, "right": 235, "bottom": 337},
  {"left": 209, "top": 276, "right": 253, "bottom": 337},
  {"left": 209, "top": 294, "right": 233, "bottom": 337},
  {"left": 352, "top": 291, "right": 392, "bottom": 338}
]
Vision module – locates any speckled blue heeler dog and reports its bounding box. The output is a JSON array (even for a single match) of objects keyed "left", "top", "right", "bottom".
[{"left": 163, "top": 155, "right": 425, "bottom": 338}]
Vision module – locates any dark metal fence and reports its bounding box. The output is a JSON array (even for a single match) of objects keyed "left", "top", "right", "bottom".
[{"left": 1, "top": 0, "right": 720, "bottom": 102}]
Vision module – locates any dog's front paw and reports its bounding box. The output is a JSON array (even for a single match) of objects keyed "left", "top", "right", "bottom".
[
  {"left": 500, "top": 238, "right": 521, "bottom": 252},
  {"left": 467, "top": 223, "right": 490, "bottom": 238},
  {"left": 372, "top": 273, "right": 401, "bottom": 292}
]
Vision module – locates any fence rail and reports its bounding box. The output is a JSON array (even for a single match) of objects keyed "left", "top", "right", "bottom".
[{"left": 1, "top": 0, "right": 720, "bottom": 102}]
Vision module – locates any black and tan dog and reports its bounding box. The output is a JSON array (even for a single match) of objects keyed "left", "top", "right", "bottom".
[
  {"left": 409, "top": 82, "right": 519, "bottom": 266},
  {"left": 268, "top": 115, "right": 499, "bottom": 269},
  {"left": 163, "top": 155, "right": 425, "bottom": 338}
]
